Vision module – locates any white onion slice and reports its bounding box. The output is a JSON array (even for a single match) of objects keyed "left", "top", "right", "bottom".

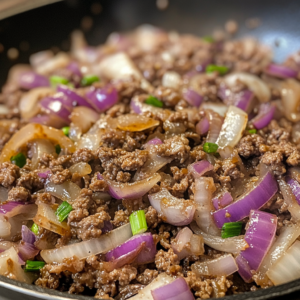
[
  {"left": 36, "top": 52, "right": 70, "bottom": 75},
  {"left": 216, "top": 106, "right": 248, "bottom": 149},
  {"left": 201, "top": 102, "right": 228, "bottom": 117},
  {"left": 255, "top": 222, "right": 300, "bottom": 287},
  {"left": 70, "top": 106, "right": 99, "bottom": 134},
  {"left": 45, "top": 180, "right": 81, "bottom": 202},
  {"left": 31, "top": 138, "right": 56, "bottom": 169},
  {"left": 267, "top": 240, "right": 300, "bottom": 285},
  {"left": 192, "top": 254, "right": 238, "bottom": 276},
  {"left": 69, "top": 162, "right": 92, "bottom": 176},
  {"left": 41, "top": 223, "right": 132, "bottom": 263},
  {"left": 190, "top": 222, "right": 247, "bottom": 253},
  {"left": 0, "top": 215, "right": 11, "bottom": 238},
  {"left": 76, "top": 130, "right": 103, "bottom": 151},
  {"left": 224, "top": 72, "right": 271, "bottom": 102},
  {"left": 162, "top": 71, "right": 181, "bottom": 89}
]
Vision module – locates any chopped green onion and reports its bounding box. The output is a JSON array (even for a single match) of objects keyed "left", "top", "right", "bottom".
[
  {"left": 10, "top": 153, "right": 26, "bottom": 168},
  {"left": 221, "top": 222, "right": 243, "bottom": 239},
  {"left": 55, "top": 144, "right": 61, "bottom": 155},
  {"left": 55, "top": 201, "right": 73, "bottom": 222},
  {"left": 62, "top": 126, "right": 70, "bottom": 136},
  {"left": 145, "top": 95, "right": 163, "bottom": 108},
  {"left": 248, "top": 129, "right": 257, "bottom": 134},
  {"left": 129, "top": 210, "right": 148, "bottom": 236},
  {"left": 50, "top": 75, "right": 69, "bottom": 87},
  {"left": 25, "top": 260, "right": 45, "bottom": 272},
  {"left": 31, "top": 223, "right": 39, "bottom": 235},
  {"left": 203, "top": 142, "right": 219, "bottom": 154},
  {"left": 206, "top": 64, "right": 229, "bottom": 75},
  {"left": 202, "top": 36, "right": 214, "bottom": 43},
  {"left": 81, "top": 75, "right": 100, "bottom": 86}
]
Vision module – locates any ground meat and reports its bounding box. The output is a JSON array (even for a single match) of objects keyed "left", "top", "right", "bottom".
[
  {"left": 155, "top": 248, "right": 182, "bottom": 275},
  {"left": 16, "top": 171, "right": 44, "bottom": 191},
  {"left": 153, "top": 86, "right": 181, "bottom": 108},
  {"left": 260, "top": 151, "right": 286, "bottom": 176},
  {"left": 7, "top": 186, "right": 30, "bottom": 202},
  {"left": 89, "top": 173, "right": 109, "bottom": 192},
  {"left": 35, "top": 264, "right": 61, "bottom": 290},
  {"left": 71, "top": 148, "right": 96, "bottom": 164},
  {"left": 112, "top": 210, "right": 129, "bottom": 227},
  {"left": 118, "top": 284, "right": 144, "bottom": 300},
  {"left": 145, "top": 206, "right": 161, "bottom": 228},
  {"left": 50, "top": 169, "right": 71, "bottom": 184},
  {"left": 237, "top": 134, "right": 265, "bottom": 158},
  {"left": 185, "top": 271, "right": 213, "bottom": 299},
  {"left": 136, "top": 269, "right": 159, "bottom": 285},
  {"left": 34, "top": 228, "right": 58, "bottom": 251},
  {"left": 0, "top": 162, "right": 19, "bottom": 188},
  {"left": 221, "top": 159, "right": 244, "bottom": 180},
  {"left": 32, "top": 192, "right": 55, "bottom": 205}
]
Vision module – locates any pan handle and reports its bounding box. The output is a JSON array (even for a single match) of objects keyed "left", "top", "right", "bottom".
[{"left": 0, "top": 0, "right": 62, "bottom": 20}]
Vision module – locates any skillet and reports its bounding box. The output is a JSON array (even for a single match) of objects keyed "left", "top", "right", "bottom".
[{"left": 1, "top": 0, "right": 300, "bottom": 299}]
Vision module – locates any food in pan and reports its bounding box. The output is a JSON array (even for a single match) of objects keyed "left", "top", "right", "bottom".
[{"left": 0, "top": 25, "right": 300, "bottom": 299}]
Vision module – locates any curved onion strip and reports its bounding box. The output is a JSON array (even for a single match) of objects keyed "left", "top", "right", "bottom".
[
  {"left": 45, "top": 180, "right": 81, "bottom": 202},
  {"left": 191, "top": 254, "right": 238, "bottom": 276},
  {"left": 36, "top": 52, "right": 70, "bottom": 75},
  {"left": 266, "top": 240, "right": 300, "bottom": 285},
  {"left": 216, "top": 106, "right": 248, "bottom": 149},
  {"left": 0, "top": 123, "right": 75, "bottom": 163},
  {"left": 41, "top": 223, "right": 132, "bottom": 263},
  {"left": 149, "top": 188, "right": 196, "bottom": 226},
  {"left": 69, "top": 162, "right": 92, "bottom": 176},
  {"left": 70, "top": 106, "right": 99, "bottom": 134},
  {"left": 254, "top": 222, "right": 300, "bottom": 287},
  {"left": 224, "top": 72, "right": 271, "bottom": 102},
  {"left": 31, "top": 138, "right": 56, "bottom": 169},
  {"left": 117, "top": 114, "right": 159, "bottom": 132},
  {"left": 201, "top": 102, "right": 228, "bottom": 117},
  {"left": 0, "top": 215, "right": 11, "bottom": 238},
  {"left": 188, "top": 160, "right": 213, "bottom": 179},
  {"left": 33, "top": 203, "right": 70, "bottom": 236},
  {"left": 194, "top": 177, "right": 220, "bottom": 236},
  {"left": 190, "top": 222, "right": 247, "bottom": 253},
  {"left": 130, "top": 273, "right": 175, "bottom": 300},
  {"left": 105, "top": 173, "right": 161, "bottom": 200},
  {"left": 76, "top": 130, "right": 104, "bottom": 151},
  {"left": 206, "top": 110, "right": 224, "bottom": 143}
]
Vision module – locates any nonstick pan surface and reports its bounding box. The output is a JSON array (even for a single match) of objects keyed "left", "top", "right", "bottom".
[{"left": 1, "top": 0, "right": 300, "bottom": 299}]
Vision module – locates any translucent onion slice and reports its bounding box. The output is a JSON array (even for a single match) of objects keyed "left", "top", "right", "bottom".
[
  {"left": 216, "top": 106, "right": 248, "bottom": 149},
  {"left": 41, "top": 223, "right": 132, "bottom": 263},
  {"left": 117, "top": 114, "right": 159, "bottom": 132},
  {"left": 255, "top": 222, "right": 300, "bottom": 287},
  {"left": 194, "top": 177, "right": 220, "bottom": 236},
  {"left": 69, "top": 162, "right": 92, "bottom": 176},
  {"left": 31, "top": 138, "right": 56, "bottom": 169},
  {"left": 191, "top": 254, "right": 238, "bottom": 276},
  {"left": 224, "top": 72, "right": 271, "bottom": 102},
  {"left": 162, "top": 71, "right": 181, "bottom": 89},
  {"left": 190, "top": 222, "right": 248, "bottom": 253},
  {"left": 70, "top": 106, "right": 99, "bottom": 134},
  {"left": 0, "top": 215, "right": 11, "bottom": 238},
  {"left": 188, "top": 160, "right": 213, "bottom": 179},
  {"left": 33, "top": 203, "right": 70, "bottom": 236},
  {"left": 201, "top": 102, "right": 228, "bottom": 117},
  {"left": 205, "top": 109, "right": 224, "bottom": 144},
  {"left": 0, "top": 123, "right": 75, "bottom": 163},
  {"left": 267, "top": 240, "right": 300, "bottom": 285},
  {"left": 45, "top": 180, "right": 81, "bottom": 202}
]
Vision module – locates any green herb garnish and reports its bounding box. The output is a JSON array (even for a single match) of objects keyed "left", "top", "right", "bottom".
[
  {"left": 10, "top": 153, "right": 26, "bottom": 168},
  {"left": 55, "top": 201, "right": 73, "bottom": 222},
  {"left": 129, "top": 210, "right": 148, "bottom": 236},
  {"left": 145, "top": 95, "right": 163, "bottom": 108},
  {"left": 206, "top": 64, "right": 229, "bottom": 75},
  {"left": 203, "top": 142, "right": 219, "bottom": 154},
  {"left": 221, "top": 222, "right": 243, "bottom": 239}
]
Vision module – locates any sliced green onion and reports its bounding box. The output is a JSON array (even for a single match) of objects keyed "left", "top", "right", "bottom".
[
  {"left": 145, "top": 95, "right": 163, "bottom": 108},
  {"left": 55, "top": 144, "right": 61, "bottom": 155},
  {"left": 206, "top": 64, "right": 229, "bottom": 75},
  {"left": 81, "top": 75, "right": 100, "bottom": 86},
  {"left": 25, "top": 260, "right": 45, "bottom": 272},
  {"left": 10, "top": 153, "right": 26, "bottom": 168},
  {"left": 203, "top": 142, "right": 219, "bottom": 154},
  {"left": 62, "top": 126, "right": 70, "bottom": 136},
  {"left": 221, "top": 222, "right": 243, "bottom": 239},
  {"left": 31, "top": 223, "right": 39, "bottom": 235},
  {"left": 129, "top": 210, "right": 148, "bottom": 236},
  {"left": 248, "top": 129, "right": 257, "bottom": 134},
  {"left": 50, "top": 75, "right": 69, "bottom": 87},
  {"left": 55, "top": 201, "right": 73, "bottom": 222},
  {"left": 202, "top": 36, "right": 214, "bottom": 43}
]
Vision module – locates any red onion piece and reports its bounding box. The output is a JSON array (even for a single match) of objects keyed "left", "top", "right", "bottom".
[
  {"left": 149, "top": 188, "right": 196, "bottom": 226},
  {"left": 40, "top": 97, "right": 71, "bottom": 123},
  {"left": 86, "top": 85, "right": 118, "bottom": 112},
  {"left": 106, "top": 232, "right": 156, "bottom": 266},
  {"left": 205, "top": 110, "right": 224, "bottom": 143},
  {"left": 0, "top": 202, "right": 36, "bottom": 219},
  {"left": 151, "top": 277, "right": 195, "bottom": 300},
  {"left": 183, "top": 88, "right": 203, "bottom": 107},
  {"left": 38, "top": 170, "right": 51, "bottom": 179},
  {"left": 105, "top": 173, "right": 161, "bottom": 200},
  {"left": 286, "top": 176, "right": 300, "bottom": 205},
  {"left": 265, "top": 64, "right": 298, "bottom": 79},
  {"left": 212, "top": 191, "right": 233, "bottom": 210},
  {"left": 21, "top": 225, "right": 36, "bottom": 244},
  {"left": 237, "top": 210, "right": 277, "bottom": 282},
  {"left": 188, "top": 160, "right": 213, "bottom": 179},
  {"left": 102, "top": 220, "right": 113, "bottom": 234},
  {"left": 235, "top": 255, "right": 253, "bottom": 282},
  {"left": 66, "top": 62, "right": 82, "bottom": 78},
  {"left": 18, "top": 242, "right": 39, "bottom": 261},
  {"left": 196, "top": 117, "right": 209, "bottom": 135},
  {"left": 252, "top": 103, "right": 276, "bottom": 129},
  {"left": 19, "top": 71, "right": 49, "bottom": 90},
  {"left": 213, "top": 172, "right": 278, "bottom": 228},
  {"left": 143, "top": 138, "right": 163, "bottom": 148},
  {"left": 57, "top": 85, "right": 93, "bottom": 109}
]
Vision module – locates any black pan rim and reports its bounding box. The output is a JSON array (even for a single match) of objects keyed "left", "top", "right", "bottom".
[{"left": 0, "top": 274, "right": 300, "bottom": 300}]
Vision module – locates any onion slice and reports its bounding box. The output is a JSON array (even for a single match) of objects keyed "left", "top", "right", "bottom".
[
  {"left": 213, "top": 172, "right": 278, "bottom": 228},
  {"left": 188, "top": 160, "right": 213, "bottom": 179},
  {"left": 41, "top": 223, "right": 132, "bottom": 263},
  {"left": 45, "top": 180, "right": 81, "bottom": 202},
  {"left": 117, "top": 114, "right": 159, "bottom": 132},
  {"left": 265, "top": 64, "right": 297, "bottom": 79},
  {"left": 212, "top": 191, "right": 233, "bottom": 210},
  {"left": 252, "top": 103, "right": 276, "bottom": 130},
  {"left": 206, "top": 110, "right": 224, "bottom": 144}
]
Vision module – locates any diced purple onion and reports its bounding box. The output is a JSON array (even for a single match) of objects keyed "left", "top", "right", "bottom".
[
  {"left": 187, "top": 160, "right": 213, "bottom": 179},
  {"left": 38, "top": 170, "right": 51, "bottom": 179},
  {"left": 213, "top": 172, "right": 278, "bottom": 228},
  {"left": 86, "top": 85, "right": 118, "bottom": 112},
  {"left": 236, "top": 210, "right": 277, "bottom": 282},
  {"left": 66, "top": 62, "right": 82, "bottom": 78},
  {"left": 235, "top": 255, "right": 253, "bottom": 282},
  {"left": 196, "top": 117, "right": 209, "bottom": 135},
  {"left": 106, "top": 232, "right": 156, "bottom": 266},
  {"left": 151, "top": 277, "right": 195, "bottom": 300},
  {"left": 21, "top": 225, "right": 36, "bottom": 244},
  {"left": 102, "top": 220, "right": 113, "bottom": 234},
  {"left": 18, "top": 242, "right": 39, "bottom": 261},
  {"left": 57, "top": 85, "right": 94, "bottom": 109},
  {"left": 212, "top": 191, "right": 233, "bottom": 210},
  {"left": 40, "top": 97, "right": 71, "bottom": 123},
  {"left": 265, "top": 64, "right": 298, "bottom": 79},
  {"left": 143, "top": 138, "right": 163, "bottom": 149},
  {"left": 286, "top": 176, "right": 300, "bottom": 205},
  {"left": 183, "top": 88, "right": 203, "bottom": 107},
  {"left": 0, "top": 202, "right": 30, "bottom": 218},
  {"left": 252, "top": 103, "right": 276, "bottom": 130},
  {"left": 19, "top": 71, "right": 49, "bottom": 90}
]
